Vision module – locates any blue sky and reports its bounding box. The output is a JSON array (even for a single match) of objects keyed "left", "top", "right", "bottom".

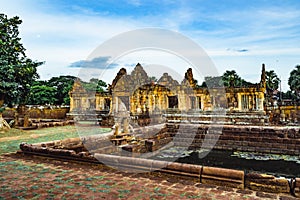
[{"left": 2, "top": 0, "right": 300, "bottom": 91}]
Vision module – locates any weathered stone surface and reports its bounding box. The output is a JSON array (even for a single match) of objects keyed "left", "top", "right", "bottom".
[
  {"left": 246, "top": 173, "right": 289, "bottom": 193},
  {"left": 201, "top": 166, "right": 244, "bottom": 189}
]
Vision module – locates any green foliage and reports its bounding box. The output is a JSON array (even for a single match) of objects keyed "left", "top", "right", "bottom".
[
  {"left": 201, "top": 76, "right": 223, "bottom": 87},
  {"left": 82, "top": 78, "right": 107, "bottom": 93},
  {"left": 48, "top": 75, "right": 76, "bottom": 104},
  {"left": 288, "top": 65, "right": 300, "bottom": 99},
  {"left": 26, "top": 76, "right": 107, "bottom": 105},
  {"left": 266, "top": 70, "right": 280, "bottom": 91},
  {"left": 264, "top": 70, "right": 280, "bottom": 104},
  {"left": 0, "top": 14, "right": 43, "bottom": 106},
  {"left": 26, "top": 76, "right": 76, "bottom": 105},
  {"left": 200, "top": 70, "right": 253, "bottom": 88},
  {"left": 222, "top": 70, "right": 252, "bottom": 87},
  {"left": 27, "top": 83, "right": 58, "bottom": 105},
  {"left": 280, "top": 90, "right": 297, "bottom": 100},
  {"left": 149, "top": 76, "right": 157, "bottom": 82}
]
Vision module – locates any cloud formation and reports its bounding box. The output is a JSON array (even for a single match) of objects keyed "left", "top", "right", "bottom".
[
  {"left": 69, "top": 56, "right": 118, "bottom": 69},
  {"left": 2, "top": 0, "right": 300, "bottom": 91}
]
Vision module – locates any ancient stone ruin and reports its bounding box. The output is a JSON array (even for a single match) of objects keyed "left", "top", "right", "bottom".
[{"left": 19, "top": 63, "right": 300, "bottom": 197}]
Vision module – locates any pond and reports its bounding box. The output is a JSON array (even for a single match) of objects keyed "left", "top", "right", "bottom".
[{"left": 151, "top": 147, "right": 300, "bottom": 177}]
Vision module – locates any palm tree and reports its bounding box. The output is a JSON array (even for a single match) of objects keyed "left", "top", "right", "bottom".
[
  {"left": 265, "top": 70, "right": 280, "bottom": 105},
  {"left": 288, "top": 65, "right": 300, "bottom": 100},
  {"left": 222, "top": 70, "right": 242, "bottom": 87},
  {"left": 266, "top": 70, "right": 280, "bottom": 91}
]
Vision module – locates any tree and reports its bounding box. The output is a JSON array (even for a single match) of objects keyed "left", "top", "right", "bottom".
[
  {"left": 221, "top": 70, "right": 252, "bottom": 87},
  {"left": 200, "top": 76, "right": 223, "bottom": 88},
  {"left": 281, "top": 90, "right": 296, "bottom": 100},
  {"left": 0, "top": 14, "right": 43, "bottom": 107},
  {"left": 27, "top": 83, "right": 58, "bottom": 105},
  {"left": 96, "top": 79, "right": 107, "bottom": 92},
  {"left": 200, "top": 70, "right": 253, "bottom": 88},
  {"left": 48, "top": 75, "right": 76, "bottom": 105},
  {"left": 149, "top": 76, "right": 157, "bottom": 82},
  {"left": 264, "top": 70, "right": 280, "bottom": 104},
  {"left": 222, "top": 70, "right": 241, "bottom": 87},
  {"left": 266, "top": 70, "right": 280, "bottom": 92},
  {"left": 288, "top": 65, "right": 300, "bottom": 99},
  {"left": 82, "top": 78, "right": 107, "bottom": 93}
]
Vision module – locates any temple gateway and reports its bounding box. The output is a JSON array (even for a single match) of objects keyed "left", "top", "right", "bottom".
[{"left": 69, "top": 63, "right": 267, "bottom": 125}]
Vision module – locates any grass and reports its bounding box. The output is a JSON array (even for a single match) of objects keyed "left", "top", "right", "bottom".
[{"left": 0, "top": 125, "right": 111, "bottom": 154}]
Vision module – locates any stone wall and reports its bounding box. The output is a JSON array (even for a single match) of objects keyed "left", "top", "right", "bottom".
[
  {"left": 267, "top": 105, "right": 300, "bottom": 125},
  {"left": 166, "top": 124, "right": 300, "bottom": 155},
  {"left": 20, "top": 141, "right": 293, "bottom": 194},
  {"left": 3, "top": 106, "right": 69, "bottom": 119},
  {"left": 2, "top": 106, "right": 70, "bottom": 128},
  {"left": 164, "top": 111, "right": 268, "bottom": 126}
]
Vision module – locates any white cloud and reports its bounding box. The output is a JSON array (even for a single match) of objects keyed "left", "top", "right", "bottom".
[{"left": 1, "top": 0, "right": 300, "bottom": 91}]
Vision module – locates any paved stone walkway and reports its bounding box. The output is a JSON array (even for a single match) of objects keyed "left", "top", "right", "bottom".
[{"left": 0, "top": 153, "right": 298, "bottom": 199}]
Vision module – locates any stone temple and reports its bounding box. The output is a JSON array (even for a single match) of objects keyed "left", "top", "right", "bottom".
[
  {"left": 69, "top": 63, "right": 267, "bottom": 126},
  {"left": 21, "top": 63, "right": 300, "bottom": 195}
]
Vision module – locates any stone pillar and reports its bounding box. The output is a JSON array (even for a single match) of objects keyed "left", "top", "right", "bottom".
[
  {"left": 249, "top": 95, "right": 253, "bottom": 110},
  {"left": 178, "top": 92, "right": 184, "bottom": 110},
  {"left": 162, "top": 95, "right": 167, "bottom": 110},
  {"left": 123, "top": 118, "right": 129, "bottom": 133},
  {"left": 109, "top": 99, "right": 113, "bottom": 114},
  {"left": 14, "top": 111, "right": 19, "bottom": 127},
  {"left": 259, "top": 94, "right": 264, "bottom": 111},
  {"left": 115, "top": 96, "right": 118, "bottom": 113},
  {"left": 237, "top": 93, "right": 242, "bottom": 111},
  {"left": 114, "top": 122, "right": 119, "bottom": 136},
  {"left": 23, "top": 113, "right": 29, "bottom": 128},
  {"left": 95, "top": 97, "right": 100, "bottom": 110},
  {"left": 69, "top": 96, "right": 74, "bottom": 112}
]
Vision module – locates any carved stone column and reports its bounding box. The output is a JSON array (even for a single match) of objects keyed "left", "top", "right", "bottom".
[{"left": 237, "top": 93, "right": 242, "bottom": 111}]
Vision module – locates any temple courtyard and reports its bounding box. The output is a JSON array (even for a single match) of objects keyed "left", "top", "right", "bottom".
[{"left": 0, "top": 126, "right": 298, "bottom": 199}]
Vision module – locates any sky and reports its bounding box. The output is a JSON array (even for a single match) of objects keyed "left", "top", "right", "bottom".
[{"left": 1, "top": 0, "right": 300, "bottom": 91}]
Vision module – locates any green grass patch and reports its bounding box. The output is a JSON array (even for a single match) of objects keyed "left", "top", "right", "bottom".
[
  {"left": 0, "top": 126, "right": 78, "bottom": 154},
  {"left": 30, "top": 185, "right": 40, "bottom": 190},
  {"left": 65, "top": 185, "right": 75, "bottom": 189},
  {"left": 99, "top": 189, "right": 110, "bottom": 193},
  {"left": 118, "top": 189, "right": 130, "bottom": 194},
  {"left": 98, "top": 184, "right": 111, "bottom": 189},
  {"left": 0, "top": 126, "right": 111, "bottom": 154},
  {"left": 93, "top": 175, "right": 105, "bottom": 180}
]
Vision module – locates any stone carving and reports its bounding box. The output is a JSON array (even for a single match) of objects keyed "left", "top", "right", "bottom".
[
  {"left": 69, "top": 63, "right": 268, "bottom": 119},
  {"left": 157, "top": 73, "right": 179, "bottom": 89},
  {"left": 181, "top": 68, "right": 197, "bottom": 88},
  {"left": 108, "top": 68, "right": 127, "bottom": 93}
]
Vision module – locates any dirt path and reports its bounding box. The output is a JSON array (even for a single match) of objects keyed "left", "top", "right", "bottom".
[
  {"left": 0, "top": 133, "right": 51, "bottom": 142},
  {"left": 0, "top": 153, "right": 297, "bottom": 200},
  {"left": 0, "top": 126, "right": 77, "bottom": 143}
]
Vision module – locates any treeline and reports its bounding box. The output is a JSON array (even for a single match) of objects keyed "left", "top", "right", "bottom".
[
  {"left": 199, "top": 70, "right": 254, "bottom": 88},
  {"left": 26, "top": 76, "right": 107, "bottom": 105},
  {"left": 202, "top": 67, "right": 300, "bottom": 103}
]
